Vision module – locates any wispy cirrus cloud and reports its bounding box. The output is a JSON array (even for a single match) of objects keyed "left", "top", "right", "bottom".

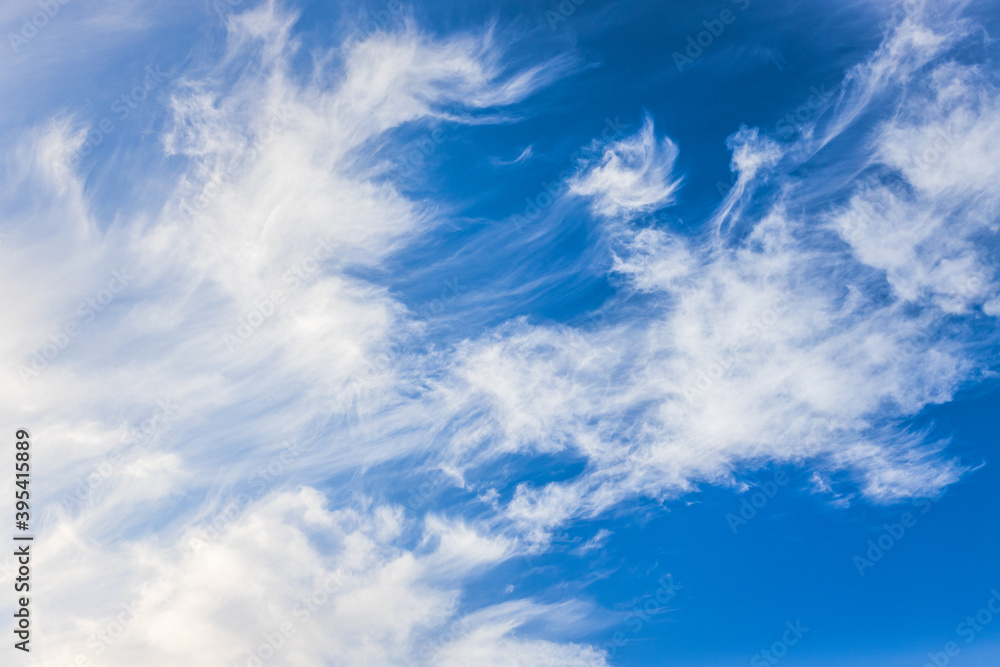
[
  {"left": 416, "top": 0, "right": 999, "bottom": 545},
  {"left": 1, "top": 3, "right": 602, "bottom": 664},
  {"left": 1, "top": 0, "right": 999, "bottom": 663}
]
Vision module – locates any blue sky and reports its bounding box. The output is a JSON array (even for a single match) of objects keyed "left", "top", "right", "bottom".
[{"left": 2, "top": 0, "right": 1000, "bottom": 665}]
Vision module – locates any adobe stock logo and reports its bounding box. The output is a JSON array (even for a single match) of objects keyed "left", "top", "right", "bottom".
[
  {"left": 683, "top": 295, "right": 788, "bottom": 400},
  {"left": 545, "top": 0, "right": 587, "bottom": 30},
  {"left": 601, "top": 574, "right": 682, "bottom": 658},
  {"left": 852, "top": 497, "right": 935, "bottom": 576},
  {"left": 775, "top": 83, "right": 837, "bottom": 137},
  {"left": 18, "top": 269, "right": 132, "bottom": 382},
  {"left": 672, "top": 0, "right": 752, "bottom": 73},
  {"left": 350, "top": 0, "right": 404, "bottom": 42},
  {"left": 512, "top": 116, "right": 627, "bottom": 231},
  {"left": 7, "top": 0, "right": 72, "bottom": 54},
  {"left": 751, "top": 620, "right": 809, "bottom": 666},
  {"left": 223, "top": 237, "right": 335, "bottom": 351},
  {"left": 64, "top": 66, "right": 169, "bottom": 171},
  {"left": 922, "top": 589, "right": 1000, "bottom": 667},
  {"left": 725, "top": 470, "right": 789, "bottom": 534},
  {"left": 61, "top": 398, "right": 180, "bottom": 512}
]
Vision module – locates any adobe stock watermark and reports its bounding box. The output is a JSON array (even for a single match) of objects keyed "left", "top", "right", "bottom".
[
  {"left": 61, "top": 398, "right": 180, "bottom": 511},
  {"left": 601, "top": 574, "right": 682, "bottom": 659},
  {"left": 63, "top": 66, "right": 169, "bottom": 171},
  {"left": 750, "top": 620, "right": 809, "bottom": 666},
  {"left": 577, "top": 302, "right": 616, "bottom": 333},
  {"left": 888, "top": 0, "right": 924, "bottom": 27},
  {"left": 405, "top": 421, "right": 496, "bottom": 510},
  {"left": 17, "top": 269, "right": 133, "bottom": 383},
  {"left": 233, "top": 570, "right": 348, "bottom": 667},
  {"left": 900, "top": 119, "right": 956, "bottom": 174},
  {"left": 683, "top": 295, "right": 788, "bottom": 400},
  {"left": 545, "top": 0, "right": 587, "bottom": 30},
  {"left": 350, "top": 0, "right": 404, "bottom": 42},
  {"left": 775, "top": 83, "right": 838, "bottom": 137},
  {"left": 725, "top": 470, "right": 789, "bottom": 534},
  {"left": 345, "top": 277, "right": 467, "bottom": 405},
  {"left": 177, "top": 109, "right": 293, "bottom": 218},
  {"left": 0, "top": 555, "right": 22, "bottom": 586},
  {"left": 414, "top": 617, "right": 480, "bottom": 662},
  {"left": 566, "top": 293, "right": 638, "bottom": 340},
  {"left": 852, "top": 496, "right": 936, "bottom": 576},
  {"left": 397, "top": 128, "right": 447, "bottom": 179},
  {"left": 7, "top": 0, "right": 71, "bottom": 54},
  {"left": 212, "top": 0, "right": 244, "bottom": 21},
  {"left": 922, "top": 589, "right": 1000, "bottom": 667},
  {"left": 672, "top": 0, "right": 751, "bottom": 73},
  {"left": 224, "top": 237, "right": 336, "bottom": 351},
  {"left": 345, "top": 343, "right": 406, "bottom": 405},
  {"left": 415, "top": 277, "right": 467, "bottom": 320},
  {"left": 715, "top": 170, "right": 741, "bottom": 197},
  {"left": 189, "top": 440, "right": 310, "bottom": 553},
  {"left": 415, "top": 612, "right": 519, "bottom": 663},
  {"left": 69, "top": 597, "right": 144, "bottom": 666},
  {"left": 715, "top": 79, "right": 836, "bottom": 191},
  {"left": 512, "top": 116, "right": 627, "bottom": 231},
  {"left": 407, "top": 472, "right": 447, "bottom": 511},
  {"left": 232, "top": 621, "right": 297, "bottom": 667}
]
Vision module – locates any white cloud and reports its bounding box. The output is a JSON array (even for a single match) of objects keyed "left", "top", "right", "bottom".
[
  {"left": 833, "top": 61, "right": 1000, "bottom": 313},
  {"left": 0, "top": 4, "right": 603, "bottom": 664},
  {"left": 422, "top": 4, "right": 997, "bottom": 543},
  {"left": 30, "top": 488, "right": 607, "bottom": 666},
  {"left": 1, "top": 0, "right": 998, "bottom": 661},
  {"left": 570, "top": 114, "right": 682, "bottom": 218}
]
